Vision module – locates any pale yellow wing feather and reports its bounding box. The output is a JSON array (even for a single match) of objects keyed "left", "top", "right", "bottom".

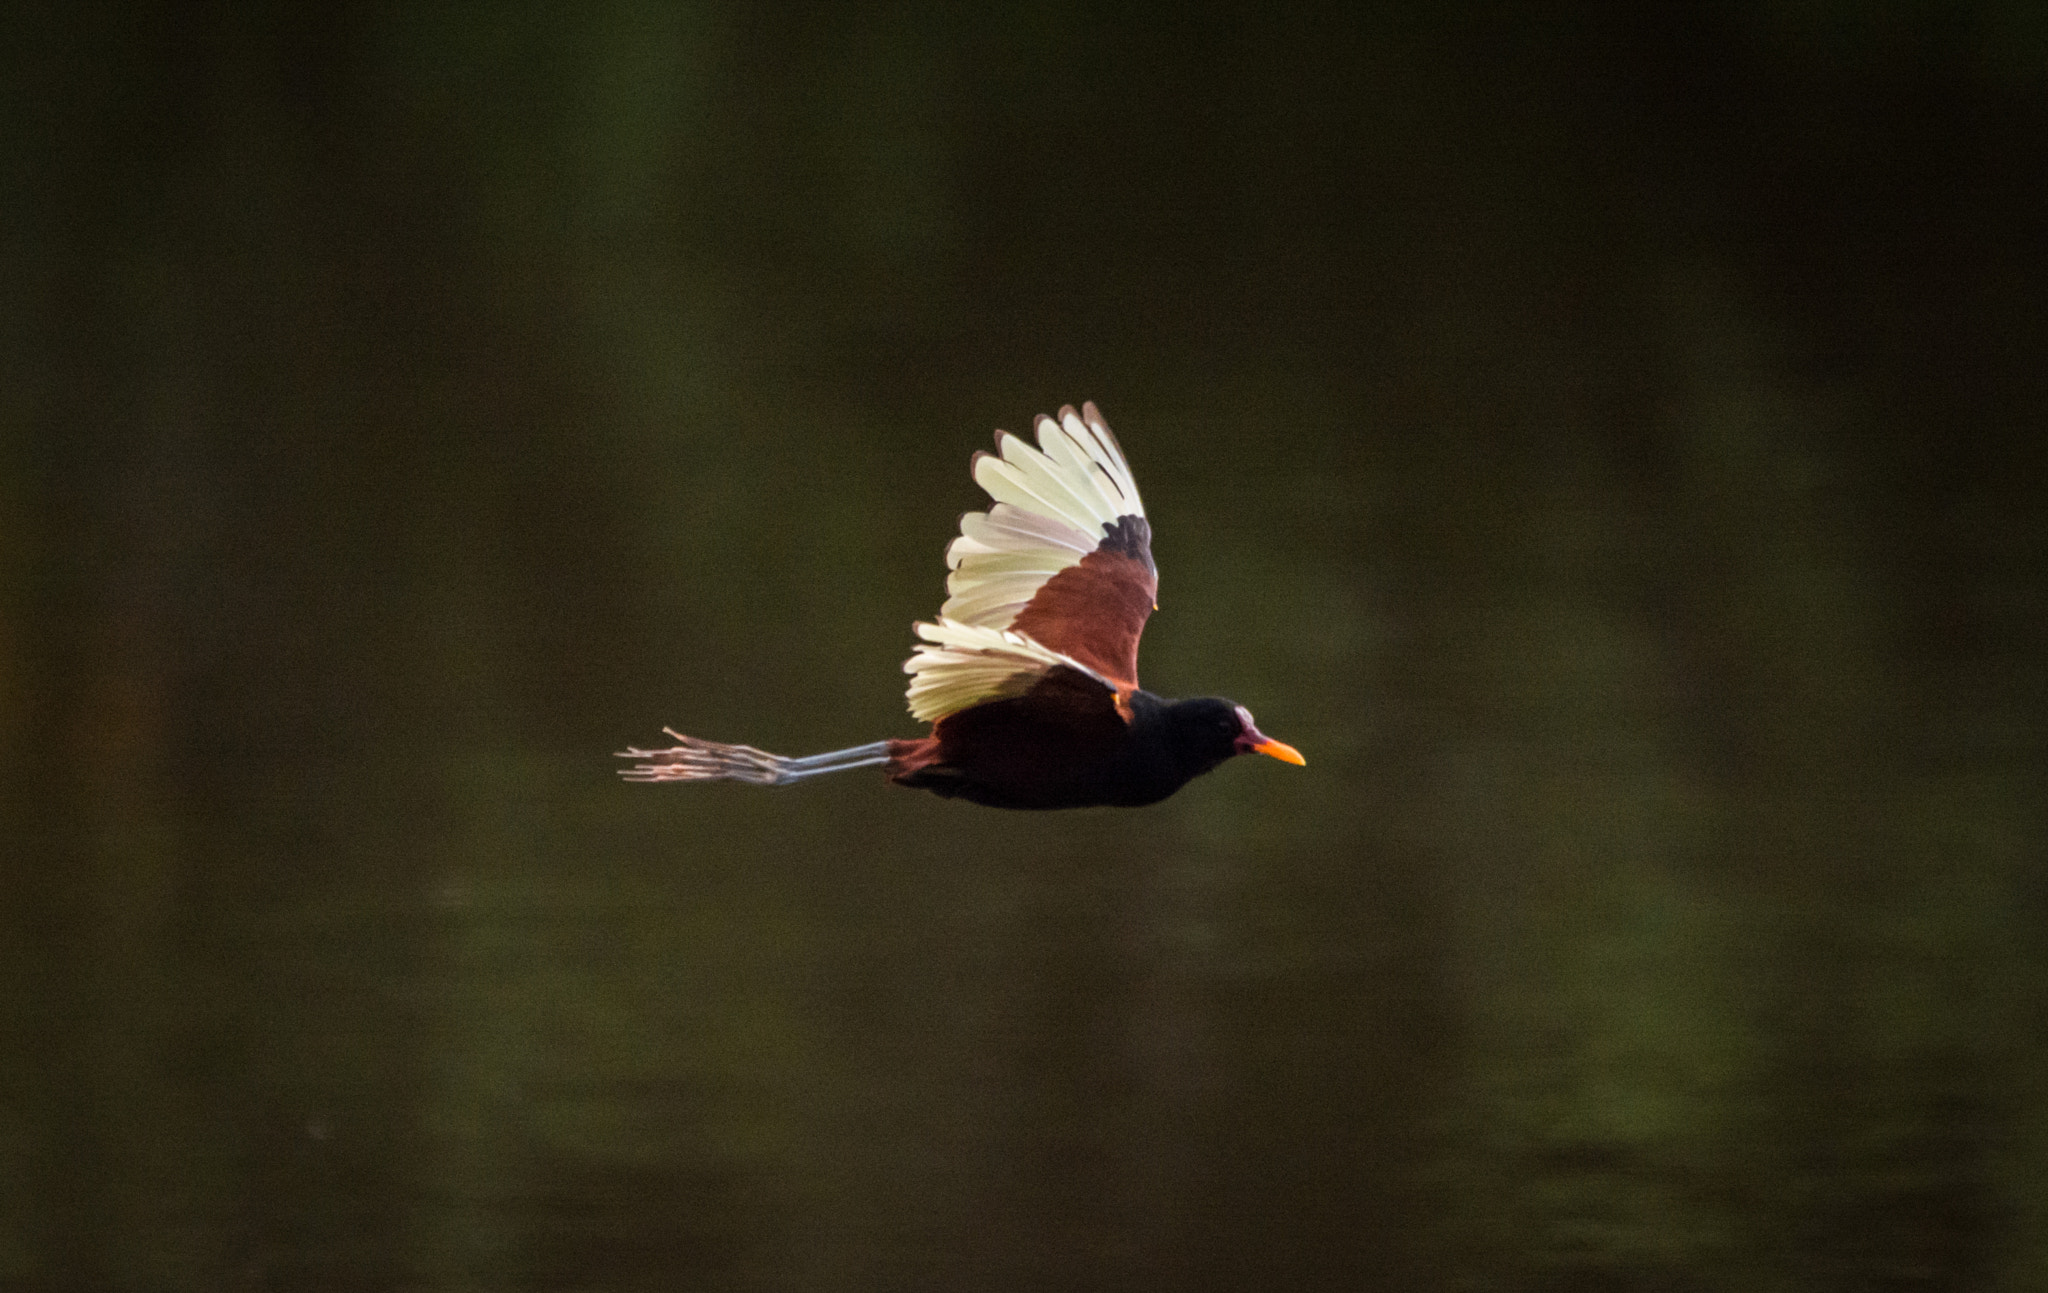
[{"left": 903, "top": 618, "right": 1112, "bottom": 724}]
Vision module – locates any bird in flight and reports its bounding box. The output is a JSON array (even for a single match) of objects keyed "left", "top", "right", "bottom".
[{"left": 618, "top": 402, "right": 1303, "bottom": 809}]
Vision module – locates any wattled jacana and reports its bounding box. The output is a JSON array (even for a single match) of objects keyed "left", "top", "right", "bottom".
[{"left": 618, "top": 402, "right": 1304, "bottom": 808}]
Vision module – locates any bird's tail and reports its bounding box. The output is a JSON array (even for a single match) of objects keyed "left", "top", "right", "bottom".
[{"left": 616, "top": 729, "right": 894, "bottom": 786}]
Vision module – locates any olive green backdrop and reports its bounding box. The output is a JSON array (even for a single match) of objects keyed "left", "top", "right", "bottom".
[{"left": 3, "top": 4, "right": 2044, "bottom": 1290}]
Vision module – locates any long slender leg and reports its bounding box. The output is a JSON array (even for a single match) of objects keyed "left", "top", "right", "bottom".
[{"left": 616, "top": 728, "right": 893, "bottom": 785}]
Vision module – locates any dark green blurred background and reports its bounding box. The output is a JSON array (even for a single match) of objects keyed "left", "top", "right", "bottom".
[{"left": 4, "top": 4, "right": 2045, "bottom": 1290}]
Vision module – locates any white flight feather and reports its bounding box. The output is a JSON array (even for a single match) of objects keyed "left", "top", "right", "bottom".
[
  {"left": 973, "top": 457, "right": 1097, "bottom": 537},
  {"left": 1071, "top": 407, "right": 1143, "bottom": 515},
  {"left": 946, "top": 575, "right": 1045, "bottom": 606},
  {"left": 1040, "top": 414, "right": 1127, "bottom": 518},
  {"left": 986, "top": 501, "right": 1106, "bottom": 541},
  {"left": 952, "top": 506, "right": 1097, "bottom": 556},
  {"left": 903, "top": 618, "right": 1112, "bottom": 723},
  {"left": 939, "top": 589, "right": 1036, "bottom": 624},
  {"left": 944, "top": 529, "right": 1079, "bottom": 572},
  {"left": 950, "top": 552, "right": 1073, "bottom": 578},
  {"left": 999, "top": 433, "right": 1106, "bottom": 531}
]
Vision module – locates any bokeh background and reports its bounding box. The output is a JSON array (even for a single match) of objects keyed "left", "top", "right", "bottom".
[{"left": 5, "top": 4, "right": 2045, "bottom": 1290}]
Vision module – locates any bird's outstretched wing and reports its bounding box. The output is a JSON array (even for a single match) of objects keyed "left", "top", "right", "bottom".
[{"left": 904, "top": 402, "right": 1156, "bottom": 723}]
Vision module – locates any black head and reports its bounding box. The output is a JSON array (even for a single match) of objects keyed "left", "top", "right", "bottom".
[{"left": 1159, "top": 697, "right": 1306, "bottom": 776}]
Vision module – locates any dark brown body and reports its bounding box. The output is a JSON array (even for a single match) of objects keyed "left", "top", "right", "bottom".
[{"left": 887, "top": 670, "right": 1241, "bottom": 809}]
